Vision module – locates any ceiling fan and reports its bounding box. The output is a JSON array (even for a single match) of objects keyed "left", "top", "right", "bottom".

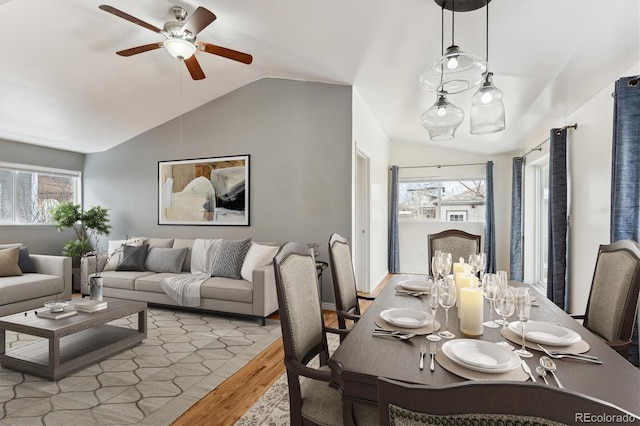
[{"left": 99, "top": 4, "right": 253, "bottom": 80}]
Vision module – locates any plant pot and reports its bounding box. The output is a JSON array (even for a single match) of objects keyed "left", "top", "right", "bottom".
[{"left": 89, "top": 276, "right": 103, "bottom": 301}]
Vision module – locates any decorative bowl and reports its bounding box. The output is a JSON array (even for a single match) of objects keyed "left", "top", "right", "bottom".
[{"left": 43, "top": 301, "right": 70, "bottom": 313}]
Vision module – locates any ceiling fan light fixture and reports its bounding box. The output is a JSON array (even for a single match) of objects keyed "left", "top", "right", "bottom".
[
  {"left": 164, "top": 38, "right": 197, "bottom": 60},
  {"left": 421, "top": 92, "right": 465, "bottom": 141}
]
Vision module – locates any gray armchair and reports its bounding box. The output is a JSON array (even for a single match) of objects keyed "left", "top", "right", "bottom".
[
  {"left": 573, "top": 239, "right": 640, "bottom": 360},
  {"left": 428, "top": 229, "right": 481, "bottom": 275},
  {"left": 273, "top": 242, "right": 377, "bottom": 425},
  {"left": 328, "top": 233, "right": 375, "bottom": 336},
  {"left": 377, "top": 378, "right": 639, "bottom": 425}
]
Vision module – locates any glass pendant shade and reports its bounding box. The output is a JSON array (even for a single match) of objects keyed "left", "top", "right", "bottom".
[
  {"left": 164, "top": 38, "right": 197, "bottom": 60},
  {"left": 421, "top": 92, "right": 465, "bottom": 141},
  {"left": 419, "top": 45, "right": 487, "bottom": 94},
  {"left": 470, "top": 72, "right": 505, "bottom": 134}
]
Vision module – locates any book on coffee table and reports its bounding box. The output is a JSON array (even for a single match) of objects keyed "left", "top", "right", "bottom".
[
  {"left": 36, "top": 309, "right": 78, "bottom": 319},
  {"left": 75, "top": 300, "right": 108, "bottom": 313}
]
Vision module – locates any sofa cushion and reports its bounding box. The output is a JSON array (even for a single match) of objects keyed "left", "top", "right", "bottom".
[
  {"left": 0, "top": 274, "right": 64, "bottom": 305},
  {"left": 0, "top": 246, "right": 22, "bottom": 277},
  {"left": 135, "top": 274, "right": 253, "bottom": 303},
  {"left": 211, "top": 238, "right": 251, "bottom": 279},
  {"left": 103, "top": 237, "right": 144, "bottom": 271},
  {"left": 97, "top": 270, "right": 155, "bottom": 290},
  {"left": 172, "top": 239, "right": 195, "bottom": 272},
  {"left": 143, "top": 238, "right": 174, "bottom": 248},
  {"left": 18, "top": 247, "right": 37, "bottom": 273},
  {"left": 116, "top": 244, "right": 149, "bottom": 271},
  {"left": 145, "top": 247, "right": 189, "bottom": 274},
  {"left": 241, "top": 243, "right": 278, "bottom": 282}
]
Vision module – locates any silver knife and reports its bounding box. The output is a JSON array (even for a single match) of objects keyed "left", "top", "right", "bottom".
[
  {"left": 521, "top": 360, "right": 536, "bottom": 382},
  {"left": 419, "top": 344, "right": 427, "bottom": 370}
]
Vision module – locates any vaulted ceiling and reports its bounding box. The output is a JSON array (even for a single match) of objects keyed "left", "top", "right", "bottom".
[{"left": 1, "top": 0, "right": 638, "bottom": 155}]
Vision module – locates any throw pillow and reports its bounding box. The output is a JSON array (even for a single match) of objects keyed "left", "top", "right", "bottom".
[
  {"left": 211, "top": 238, "right": 251, "bottom": 279},
  {"left": 241, "top": 243, "right": 279, "bottom": 282},
  {"left": 103, "top": 237, "right": 144, "bottom": 271},
  {"left": 0, "top": 246, "right": 22, "bottom": 277},
  {"left": 190, "top": 239, "right": 221, "bottom": 275},
  {"left": 116, "top": 244, "right": 149, "bottom": 272},
  {"left": 18, "top": 247, "right": 37, "bottom": 273},
  {"left": 145, "top": 247, "right": 189, "bottom": 274}
]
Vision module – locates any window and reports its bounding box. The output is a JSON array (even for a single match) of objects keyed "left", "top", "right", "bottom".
[
  {"left": 0, "top": 162, "right": 81, "bottom": 224},
  {"left": 398, "top": 179, "right": 485, "bottom": 222},
  {"left": 534, "top": 160, "right": 550, "bottom": 288}
]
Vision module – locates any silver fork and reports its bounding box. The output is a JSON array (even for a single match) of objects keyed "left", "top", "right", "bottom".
[{"left": 537, "top": 344, "right": 602, "bottom": 364}]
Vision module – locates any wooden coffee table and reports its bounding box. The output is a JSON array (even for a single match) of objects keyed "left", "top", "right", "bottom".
[{"left": 0, "top": 298, "right": 147, "bottom": 380}]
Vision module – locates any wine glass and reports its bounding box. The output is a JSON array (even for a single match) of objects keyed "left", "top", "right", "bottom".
[
  {"left": 437, "top": 276, "right": 457, "bottom": 339},
  {"left": 477, "top": 252, "right": 486, "bottom": 280},
  {"left": 441, "top": 252, "right": 453, "bottom": 277},
  {"left": 513, "top": 287, "right": 533, "bottom": 358},
  {"left": 431, "top": 250, "right": 442, "bottom": 279},
  {"left": 426, "top": 278, "right": 442, "bottom": 341},
  {"left": 482, "top": 273, "right": 499, "bottom": 328},
  {"left": 494, "top": 286, "right": 515, "bottom": 349},
  {"left": 493, "top": 270, "right": 509, "bottom": 325},
  {"left": 468, "top": 254, "right": 480, "bottom": 277}
]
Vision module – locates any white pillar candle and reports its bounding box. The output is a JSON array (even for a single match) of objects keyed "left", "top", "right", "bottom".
[
  {"left": 460, "top": 286, "right": 484, "bottom": 336},
  {"left": 452, "top": 262, "right": 471, "bottom": 275},
  {"left": 455, "top": 273, "right": 478, "bottom": 316}
]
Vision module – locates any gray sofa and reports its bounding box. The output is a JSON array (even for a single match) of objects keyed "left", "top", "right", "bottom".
[
  {"left": 81, "top": 237, "right": 279, "bottom": 324},
  {"left": 0, "top": 244, "right": 72, "bottom": 317}
]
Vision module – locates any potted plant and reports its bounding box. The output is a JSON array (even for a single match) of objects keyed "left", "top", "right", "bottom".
[{"left": 50, "top": 201, "right": 111, "bottom": 295}]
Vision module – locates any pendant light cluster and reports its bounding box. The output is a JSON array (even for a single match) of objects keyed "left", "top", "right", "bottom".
[{"left": 420, "top": 0, "right": 505, "bottom": 141}]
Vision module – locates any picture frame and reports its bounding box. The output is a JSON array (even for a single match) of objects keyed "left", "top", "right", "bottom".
[{"left": 158, "top": 155, "right": 249, "bottom": 226}]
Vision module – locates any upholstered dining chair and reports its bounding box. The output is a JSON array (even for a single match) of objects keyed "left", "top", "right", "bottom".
[
  {"left": 428, "top": 229, "right": 481, "bottom": 275},
  {"left": 573, "top": 239, "right": 640, "bottom": 360},
  {"left": 377, "top": 378, "right": 639, "bottom": 425},
  {"left": 328, "top": 233, "right": 375, "bottom": 336},
  {"left": 273, "top": 242, "right": 378, "bottom": 426}
]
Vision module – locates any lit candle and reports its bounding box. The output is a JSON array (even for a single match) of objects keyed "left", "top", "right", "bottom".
[{"left": 460, "top": 286, "right": 484, "bottom": 336}]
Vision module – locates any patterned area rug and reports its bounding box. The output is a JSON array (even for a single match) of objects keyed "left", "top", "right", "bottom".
[
  {"left": 235, "top": 334, "right": 339, "bottom": 426},
  {"left": 0, "top": 307, "right": 281, "bottom": 425}
]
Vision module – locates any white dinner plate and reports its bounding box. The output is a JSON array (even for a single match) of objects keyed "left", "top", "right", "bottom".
[
  {"left": 380, "top": 308, "right": 431, "bottom": 329},
  {"left": 442, "top": 339, "right": 521, "bottom": 373},
  {"left": 508, "top": 321, "right": 582, "bottom": 346},
  {"left": 398, "top": 280, "right": 430, "bottom": 292}
]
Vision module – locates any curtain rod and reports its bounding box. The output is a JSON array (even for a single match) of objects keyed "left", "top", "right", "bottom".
[
  {"left": 520, "top": 123, "right": 578, "bottom": 159},
  {"left": 395, "top": 162, "right": 486, "bottom": 170}
]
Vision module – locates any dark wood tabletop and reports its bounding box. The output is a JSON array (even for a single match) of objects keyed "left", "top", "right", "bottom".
[{"left": 328, "top": 274, "right": 640, "bottom": 416}]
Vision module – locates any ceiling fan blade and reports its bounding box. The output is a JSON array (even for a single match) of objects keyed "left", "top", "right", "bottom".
[
  {"left": 198, "top": 42, "right": 253, "bottom": 64},
  {"left": 116, "top": 42, "right": 164, "bottom": 57},
  {"left": 184, "top": 56, "right": 206, "bottom": 80},
  {"left": 99, "top": 5, "right": 163, "bottom": 33},
  {"left": 182, "top": 7, "right": 216, "bottom": 37}
]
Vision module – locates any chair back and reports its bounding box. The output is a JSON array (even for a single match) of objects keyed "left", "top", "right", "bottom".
[
  {"left": 377, "top": 378, "right": 639, "bottom": 425},
  {"left": 584, "top": 240, "right": 640, "bottom": 353},
  {"left": 428, "top": 229, "right": 481, "bottom": 274},
  {"left": 328, "top": 233, "right": 360, "bottom": 327},
  {"left": 273, "top": 241, "right": 328, "bottom": 366}
]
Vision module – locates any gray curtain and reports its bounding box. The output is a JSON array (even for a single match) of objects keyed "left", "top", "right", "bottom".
[
  {"left": 388, "top": 165, "right": 400, "bottom": 273},
  {"left": 484, "top": 161, "right": 496, "bottom": 273},
  {"left": 510, "top": 157, "right": 524, "bottom": 281},
  {"left": 610, "top": 75, "right": 640, "bottom": 366},
  {"left": 547, "top": 128, "right": 568, "bottom": 311}
]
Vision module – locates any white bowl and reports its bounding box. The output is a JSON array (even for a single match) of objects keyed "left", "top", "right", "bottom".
[
  {"left": 380, "top": 308, "right": 431, "bottom": 328},
  {"left": 508, "top": 321, "right": 581, "bottom": 346},
  {"left": 43, "top": 301, "right": 70, "bottom": 313},
  {"left": 398, "top": 280, "right": 430, "bottom": 292},
  {"left": 442, "top": 339, "right": 521, "bottom": 373}
]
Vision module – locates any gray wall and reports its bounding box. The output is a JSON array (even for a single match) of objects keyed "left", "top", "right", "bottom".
[
  {"left": 0, "top": 139, "right": 85, "bottom": 255},
  {"left": 84, "top": 78, "right": 353, "bottom": 303}
]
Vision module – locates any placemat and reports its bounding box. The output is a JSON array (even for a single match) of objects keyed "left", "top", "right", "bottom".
[
  {"left": 435, "top": 349, "right": 529, "bottom": 381},
  {"left": 502, "top": 326, "right": 590, "bottom": 354},
  {"left": 375, "top": 316, "right": 440, "bottom": 336}
]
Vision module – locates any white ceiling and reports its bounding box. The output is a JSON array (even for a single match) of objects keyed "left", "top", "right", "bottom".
[{"left": 1, "top": 0, "right": 638, "bottom": 155}]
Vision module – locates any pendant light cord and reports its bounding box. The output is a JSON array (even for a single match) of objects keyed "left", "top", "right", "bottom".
[
  {"left": 485, "top": 1, "right": 489, "bottom": 61},
  {"left": 451, "top": 0, "right": 455, "bottom": 45}
]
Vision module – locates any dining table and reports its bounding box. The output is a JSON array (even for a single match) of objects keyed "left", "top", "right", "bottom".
[{"left": 328, "top": 274, "right": 640, "bottom": 417}]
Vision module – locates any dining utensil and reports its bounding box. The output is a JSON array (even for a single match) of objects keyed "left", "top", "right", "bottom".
[
  {"left": 520, "top": 360, "right": 536, "bottom": 382},
  {"left": 429, "top": 342, "right": 436, "bottom": 371},
  {"left": 372, "top": 329, "right": 416, "bottom": 340},
  {"left": 540, "top": 356, "right": 564, "bottom": 388},
  {"left": 536, "top": 344, "right": 602, "bottom": 364},
  {"left": 536, "top": 365, "right": 550, "bottom": 385},
  {"left": 419, "top": 344, "right": 427, "bottom": 370}
]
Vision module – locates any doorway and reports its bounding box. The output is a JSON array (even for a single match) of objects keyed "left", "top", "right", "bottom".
[{"left": 355, "top": 149, "right": 370, "bottom": 292}]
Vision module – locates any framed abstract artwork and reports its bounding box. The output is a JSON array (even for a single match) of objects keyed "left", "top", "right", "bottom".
[{"left": 158, "top": 155, "right": 249, "bottom": 226}]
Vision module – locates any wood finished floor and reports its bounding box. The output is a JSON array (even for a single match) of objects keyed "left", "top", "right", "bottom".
[{"left": 172, "top": 277, "right": 388, "bottom": 426}]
